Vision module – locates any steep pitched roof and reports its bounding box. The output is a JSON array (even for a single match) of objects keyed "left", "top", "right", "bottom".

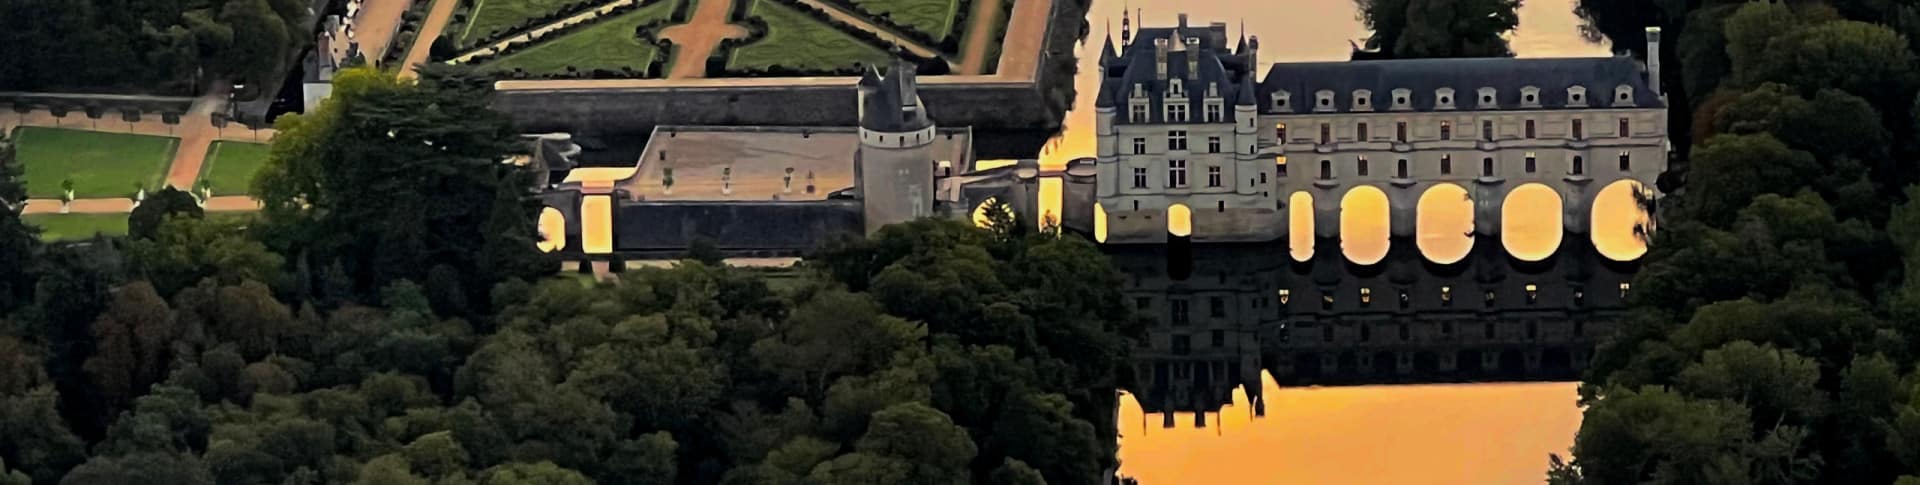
[{"left": 1258, "top": 56, "right": 1665, "bottom": 113}]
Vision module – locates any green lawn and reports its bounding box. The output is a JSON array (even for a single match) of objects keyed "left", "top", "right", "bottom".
[
  {"left": 11, "top": 126, "right": 177, "bottom": 199},
  {"left": 730, "top": 0, "right": 893, "bottom": 71},
  {"left": 480, "top": 0, "right": 680, "bottom": 74},
  {"left": 850, "top": 0, "right": 958, "bottom": 40},
  {"left": 458, "top": 0, "right": 584, "bottom": 47},
  {"left": 199, "top": 141, "right": 271, "bottom": 196},
  {"left": 23, "top": 213, "right": 128, "bottom": 241}
]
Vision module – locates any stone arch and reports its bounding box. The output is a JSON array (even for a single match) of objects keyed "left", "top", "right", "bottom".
[
  {"left": 1340, "top": 185, "right": 1391, "bottom": 265},
  {"left": 1590, "top": 180, "right": 1650, "bottom": 262},
  {"left": 1416, "top": 183, "right": 1474, "bottom": 264},
  {"left": 1501, "top": 183, "right": 1563, "bottom": 262},
  {"left": 1167, "top": 203, "right": 1193, "bottom": 237},
  {"left": 1289, "top": 192, "right": 1315, "bottom": 262}
]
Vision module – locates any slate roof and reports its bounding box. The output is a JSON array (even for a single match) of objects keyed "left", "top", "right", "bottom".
[
  {"left": 857, "top": 58, "right": 934, "bottom": 133},
  {"left": 1258, "top": 56, "right": 1665, "bottom": 114},
  {"left": 1095, "top": 25, "right": 1260, "bottom": 125}
]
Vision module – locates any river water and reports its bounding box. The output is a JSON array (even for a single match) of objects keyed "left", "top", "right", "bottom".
[{"left": 1070, "top": 1, "right": 1616, "bottom": 483}]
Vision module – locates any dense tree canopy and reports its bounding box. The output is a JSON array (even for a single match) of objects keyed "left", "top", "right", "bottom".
[
  {"left": 1355, "top": 0, "right": 1521, "bottom": 58},
  {"left": 1561, "top": 1, "right": 1920, "bottom": 483},
  {"left": 0, "top": 0, "right": 308, "bottom": 94}
]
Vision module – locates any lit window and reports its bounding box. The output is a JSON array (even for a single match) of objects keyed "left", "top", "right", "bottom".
[
  {"left": 1357, "top": 156, "right": 1370, "bottom": 177},
  {"left": 1360, "top": 288, "right": 1373, "bottom": 305},
  {"left": 1275, "top": 123, "right": 1288, "bottom": 142},
  {"left": 1525, "top": 152, "right": 1537, "bottom": 173},
  {"left": 1618, "top": 151, "right": 1631, "bottom": 171},
  {"left": 1278, "top": 289, "right": 1290, "bottom": 305},
  {"left": 1441, "top": 154, "right": 1453, "bottom": 175},
  {"left": 1619, "top": 282, "right": 1631, "bottom": 298},
  {"left": 1440, "top": 286, "right": 1452, "bottom": 305},
  {"left": 1440, "top": 121, "right": 1452, "bottom": 140},
  {"left": 1525, "top": 284, "right": 1539, "bottom": 304}
]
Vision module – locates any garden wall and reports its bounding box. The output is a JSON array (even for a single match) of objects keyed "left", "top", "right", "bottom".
[{"left": 611, "top": 199, "right": 865, "bottom": 251}]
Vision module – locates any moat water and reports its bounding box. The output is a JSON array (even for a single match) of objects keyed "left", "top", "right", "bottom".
[{"left": 1062, "top": 1, "right": 1618, "bottom": 483}]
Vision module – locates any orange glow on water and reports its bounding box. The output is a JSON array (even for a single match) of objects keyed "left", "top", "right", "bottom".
[
  {"left": 1417, "top": 184, "right": 1474, "bottom": 264},
  {"left": 1167, "top": 203, "right": 1193, "bottom": 237},
  {"left": 1039, "top": 177, "right": 1063, "bottom": 229},
  {"left": 1502, "top": 184, "right": 1564, "bottom": 262},
  {"left": 537, "top": 207, "right": 566, "bottom": 252},
  {"left": 1592, "top": 180, "right": 1650, "bottom": 261},
  {"left": 581, "top": 195, "right": 613, "bottom": 254},
  {"left": 1340, "top": 186, "right": 1390, "bottom": 265},
  {"left": 1289, "top": 192, "right": 1315, "bottom": 261},
  {"left": 1094, "top": 202, "right": 1109, "bottom": 242},
  {"left": 1117, "top": 373, "right": 1584, "bottom": 485}
]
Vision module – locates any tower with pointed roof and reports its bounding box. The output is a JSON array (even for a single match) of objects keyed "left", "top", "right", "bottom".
[{"left": 855, "top": 56, "right": 937, "bottom": 233}]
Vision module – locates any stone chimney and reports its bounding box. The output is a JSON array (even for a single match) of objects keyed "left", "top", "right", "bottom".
[
  {"left": 1154, "top": 37, "right": 1169, "bottom": 80},
  {"left": 1178, "top": 12, "right": 1188, "bottom": 29},
  {"left": 1645, "top": 26, "right": 1662, "bottom": 96}
]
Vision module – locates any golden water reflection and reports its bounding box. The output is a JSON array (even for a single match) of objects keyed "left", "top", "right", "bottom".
[
  {"left": 1502, "top": 184, "right": 1564, "bottom": 262},
  {"left": 1288, "top": 192, "right": 1314, "bottom": 261},
  {"left": 1591, "top": 180, "right": 1650, "bottom": 261},
  {"left": 1117, "top": 373, "right": 1584, "bottom": 485},
  {"left": 1417, "top": 184, "right": 1474, "bottom": 264},
  {"left": 1340, "top": 186, "right": 1390, "bottom": 265}
]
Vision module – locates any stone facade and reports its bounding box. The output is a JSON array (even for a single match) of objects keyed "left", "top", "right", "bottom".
[{"left": 1092, "top": 16, "right": 1670, "bottom": 259}]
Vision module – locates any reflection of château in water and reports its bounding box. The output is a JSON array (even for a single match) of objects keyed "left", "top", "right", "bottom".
[{"left": 1111, "top": 236, "right": 1634, "bottom": 420}]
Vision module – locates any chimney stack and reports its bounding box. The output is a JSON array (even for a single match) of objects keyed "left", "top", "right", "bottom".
[
  {"left": 1155, "top": 37, "right": 1169, "bottom": 80},
  {"left": 1644, "top": 26, "right": 1662, "bottom": 96},
  {"left": 1178, "top": 13, "right": 1188, "bottom": 29}
]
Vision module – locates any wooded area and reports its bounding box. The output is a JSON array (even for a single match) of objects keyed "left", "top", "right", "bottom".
[{"left": 0, "top": 0, "right": 310, "bottom": 94}]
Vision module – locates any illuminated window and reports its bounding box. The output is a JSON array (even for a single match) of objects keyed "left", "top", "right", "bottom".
[
  {"left": 1441, "top": 154, "right": 1453, "bottom": 175},
  {"left": 1440, "top": 121, "right": 1452, "bottom": 140},
  {"left": 1275, "top": 123, "right": 1288, "bottom": 142},
  {"left": 1525, "top": 284, "right": 1539, "bottom": 304},
  {"left": 1277, "top": 158, "right": 1289, "bottom": 177},
  {"left": 1619, "top": 282, "right": 1631, "bottom": 298},
  {"left": 1525, "top": 152, "right": 1537, "bottom": 173},
  {"left": 1399, "top": 291, "right": 1410, "bottom": 309},
  {"left": 1278, "top": 289, "right": 1291, "bottom": 305},
  {"left": 1322, "top": 295, "right": 1334, "bottom": 310},
  {"left": 1484, "top": 290, "right": 1497, "bottom": 307},
  {"left": 1440, "top": 286, "right": 1453, "bottom": 305},
  {"left": 1357, "top": 156, "right": 1369, "bottom": 177},
  {"left": 1360, "top": 287, "right": 1373, "bottom": 306}
]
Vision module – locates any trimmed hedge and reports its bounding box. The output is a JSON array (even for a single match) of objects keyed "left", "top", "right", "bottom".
[{"left": 711, "top": 0, "right": 948, "bottom": 77}]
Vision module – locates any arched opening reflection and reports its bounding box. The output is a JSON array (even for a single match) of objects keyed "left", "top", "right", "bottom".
[
  {"left": 1502, "top": 183, "right": 1563, "bottom": 261},
  {"left": 537, "top": 207, "right": 566, "bottom": 253},
  {"left": 1340, "top": 185, "right": 1390, "bottom": 265},
  {"left": 1591, "top": 180, "right": 1650, "bottom": 261},
  {"left": 1289, "top": 192, "right": 1314, "bottom": 262},
  {"left": 971, "top": 196, "right": 1000, "bottom": 228},
  {"left": 1416, "top": 183, "right": 1473, "bottom": 264},
  {"left": 1093, "top": 202, "right": 1109, "bottom": 243},
  {"left": 1168, "top": 203, "right": 1193, "bottom": 237}
]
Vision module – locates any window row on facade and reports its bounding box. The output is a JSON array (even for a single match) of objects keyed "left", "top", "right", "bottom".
[
  {"left": 1273, "top": 116, "right": 1636, "bottom": 146},
  {"left": 1117, "top": 151, "right": 1634, "bottom": 191},
  {"left": 1271, "top": 84, "right": 1638, "bottom": 112}
]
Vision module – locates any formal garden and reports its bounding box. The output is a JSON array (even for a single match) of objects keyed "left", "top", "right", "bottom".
[
  {"left": 9, "top": 126, "right": 177, "bottom": 199},
  {"left": 435, "top": 0, "right": 1007, "bottom": 79},
  {"left": 198, "top": 141, "right": 272, "bottom": 197},
  {"left": 21, "top": 213, "right": 129, "bottom": 241},
  {"left": 725, "top": 0, "right": 894, "bottom": 72}
]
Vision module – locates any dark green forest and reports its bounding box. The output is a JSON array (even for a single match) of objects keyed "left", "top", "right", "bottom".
[
  {"left": 1544, "top": 0, "right": 1920, "bottom": 483},
  {"left": 0, "top": 66, "right": 1140, "bottom": 484},
  {"left": 0, "top": 0, "right": 309, "bottom": 94}
]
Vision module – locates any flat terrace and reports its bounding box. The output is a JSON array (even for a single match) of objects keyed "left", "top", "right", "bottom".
[{"left": 564, "top": 125, "right": 972, "bottom": 201}]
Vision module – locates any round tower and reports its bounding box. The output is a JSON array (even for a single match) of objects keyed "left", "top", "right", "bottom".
[{"left": 856, "top": 57, "right": 937, "bottom": 234}]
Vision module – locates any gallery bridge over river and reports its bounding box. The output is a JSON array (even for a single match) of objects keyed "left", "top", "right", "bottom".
[{"left": 1109, "top": 237, "right": 1632, "bottom": 417}]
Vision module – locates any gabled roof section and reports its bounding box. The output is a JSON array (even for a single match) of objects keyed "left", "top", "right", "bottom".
[
  {"left": 1096, "top": 22, "right": 1259, "bottom": 124},
  {"left": 858, "top": 58, "right": 934, "bottom": 132}
]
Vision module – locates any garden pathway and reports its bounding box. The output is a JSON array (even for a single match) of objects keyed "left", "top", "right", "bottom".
[
  {"left": 657, "top": 0, "right": 750, "bottom": 78},
  {"left": 400, "top": 0, "right": 460, "bottom": 79},
  {"left": 354, "top": 0, "right": 416, "bottom": 60},
  {"left": 789, "top": 0, "right": 951, "bottom": 67},
  {"left": 449, "top": 0, "right": 642, "bottom": 64},
  {"left": 20, "top": 196, "right": 262, "bottom": 215},
  {"left": 954, "top": 0, "right": 1002, "bottom": 74}
]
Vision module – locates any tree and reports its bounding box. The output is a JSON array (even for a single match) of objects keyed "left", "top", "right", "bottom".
[
  {"left": 0, "top": 133, "right": 36, "bottom": 314},
  {"left": 61, "top": 451, "right": 213, "bottom": 484},
  {"left": 478, "top": 461, "right": 594, "bottom": 485},
  {"left": 82, "top": 282, "right": 179, "bottom": 411},
  {"left": 1676, "top": 134, "right": 1820, "bottom": 227},
  {"left": 1356, "top": 0, "right": 1521, "bottom": 58},
  {"left": 1742, "top": 20, "right": 1918, "bottom": 107},
  {"left": 810, "top": 402, "right": 976, "bottom": 485},
  {"left": 124, "top": 215, "right": 283, "bottom": 298},
  {"left": 127, "top": 187, "right": 203, "bottom": 240},
  {"left": 216, "top": 0, "right": 289, "bottom": 84}
]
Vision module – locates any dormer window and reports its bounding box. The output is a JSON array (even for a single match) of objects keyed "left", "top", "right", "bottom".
[
  {"left": 1567, "top": 86, "right": 1588, "bottom": 107},
  {"left": 1315, "top": 90, "right": 1335, "bottom": 112},
  {"left": 1614, "top": 85, "right": 1636, "bottom": 106},
  {"left": 1186, "top": 36, "right": 1200, "bottom": 46},
  {"left": 1132, "top": 84, "right": 1145, "bottom": 99},
  {"left": 1207, "top": 82, "right": 1218, "bottom": 97},
  {"left": 1273, "top": 91, "right": 1291, "bottom": 111},
  {"left": 1170, "top": 79, "right": 1185, "bottom": 96},
  {"left": 1353, "top": 90, "right": 1373, "bottom": 111},
  {"left": 1477, "top": 87, "right": 1498, "bottom": 109},
  {"left": 1435, "top": 88, "right": 1456, "bottom": 109},
  {"left": 1391, "top": 89, "right": 1412, "bottom": 110},
  {"left": 1520, "top": 86, "right": 1541, "bottom": 107}
]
